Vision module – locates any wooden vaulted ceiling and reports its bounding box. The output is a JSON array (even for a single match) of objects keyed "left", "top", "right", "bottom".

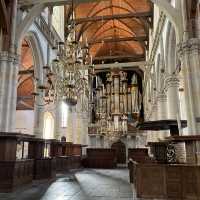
[
  {"left": 17, "top": 39, "right": 34, "bottom": 110},
  {"left": 65, "top": 0, "right": 153, "bottom": 64}
]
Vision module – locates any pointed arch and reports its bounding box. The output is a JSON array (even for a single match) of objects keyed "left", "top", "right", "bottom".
[{"left": 43, "top": 112, "right": 54, "bottom": 139}]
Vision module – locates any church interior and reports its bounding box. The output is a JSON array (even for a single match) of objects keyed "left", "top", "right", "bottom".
[{"left": 0, "top": 0, "right": 200, "bottom": 199}]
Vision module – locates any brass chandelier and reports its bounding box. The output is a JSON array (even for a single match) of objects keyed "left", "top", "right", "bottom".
[{"left": 32, "top": 0, "right": 92, "bottom": 108}]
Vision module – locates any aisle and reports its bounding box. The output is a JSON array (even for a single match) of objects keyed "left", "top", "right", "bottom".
[{"left": 0, "top": 169, "right": 133, "bottom": 200}]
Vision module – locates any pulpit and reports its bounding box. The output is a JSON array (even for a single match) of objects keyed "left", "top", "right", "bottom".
[
  {"left": 167, "top": 135, "right": 200, "bottom": 164},
  {"left": 127, "top": 120, "right": 200, "bottom": 199},
  {"left": 137, "top": 120, "right": 187, "bottom": 162},
  {"left": 137, "top": 119, "right": 187, "bottom": 136},
  {"left": 147, "top": 141, "right": 169, "bottom": 163}
]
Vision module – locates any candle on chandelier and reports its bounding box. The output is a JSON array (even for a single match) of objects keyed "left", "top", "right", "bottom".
[{"left": 90, "top": 55, "right": 93, "bottom": 64}]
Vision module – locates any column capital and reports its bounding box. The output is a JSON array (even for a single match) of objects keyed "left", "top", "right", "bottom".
[
  {"left": 165, "top": 74, "right": 179, "bottom": 90},
  {"left": 0, "top": 51, "right": 19, "bottom": 63},
  {"left": 177, "top": 38, "right": 200, "bottom": 57}
]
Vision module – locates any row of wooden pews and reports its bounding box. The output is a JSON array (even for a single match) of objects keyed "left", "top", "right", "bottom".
[
  {"left": 0, "top": 132, "right": 84, "bottom": 192},
  {"left": 128, "top": 136, "right": 200, "bottom": 199}
]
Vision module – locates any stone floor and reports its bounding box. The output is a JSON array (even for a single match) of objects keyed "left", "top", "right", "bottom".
[
  {"left": 0, "top": 168, "right": 134, "bottom": 200},
  {"left": 0, "top": 168, "right": 166, "bottom": 200}
]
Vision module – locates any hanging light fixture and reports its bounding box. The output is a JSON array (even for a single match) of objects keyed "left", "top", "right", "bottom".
[{"left": 32, "top": 0, "right": 93, "bottom": 108}]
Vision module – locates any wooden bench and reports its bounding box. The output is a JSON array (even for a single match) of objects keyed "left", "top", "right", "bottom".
[{"left": 129, "top": 160, "right": 200, "bottom": 199}]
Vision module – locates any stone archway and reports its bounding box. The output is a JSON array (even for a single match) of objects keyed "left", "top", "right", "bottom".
[{"left": 111, "top": 140, "right": 126, "bottom": 164}]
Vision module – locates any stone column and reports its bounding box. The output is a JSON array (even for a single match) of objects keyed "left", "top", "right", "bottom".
[
  {"left": 34, "top": 79, "right": 44, "bottom": 138},
  {"left": 157, "top": 93, "right": 169, "bottom": 140},
  {"left": 149, "top": 102, "right": 158, "bottom": 142},
  {"left": 177, "top": 39, "right": 200, "bottom": 133},
  {"left": 72, "top": 110, "right": 77, "bottom": 144},
  {"left": 54, "top": 101, "right": 62, "bottom": 140},
  {"left": 0, "top": 52, "right": 18, "bottom": 132},
  {"left": 76, "top": 112, "right": 82, "bottom": 144},
  {"left": 157, "top": 93, "right": 167, "bottom": 120},
  {"left": 8, "top": 54, "right": 19, "bottom": 131},
  {"left": 165, "top": 75, "right": 180, "bottom": 119},
  {"left": 67, "top": 108, "right": 73, "bottom": 142},
  {"left": 81, "top": 112, "right": 88, "bottom": 145}
]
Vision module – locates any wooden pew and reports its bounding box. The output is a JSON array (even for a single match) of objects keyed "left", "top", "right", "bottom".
[
  {"left": 0, "top": 132, "right": 34, "bottom": 192},
  {"left": 128, "top": 148, "right": 152, "bottom": 163},
  {"left": 47, "top": 140, "right": 83, "bottom": 171},
  {"left": 28, "top": 138, "right": 56, "bottom": 180},
  {"left": 83, "top": 148, "right": 117, "bottom": 168},
  {"left": 129, "top": 160, "right": 200, "bottom": 199}
]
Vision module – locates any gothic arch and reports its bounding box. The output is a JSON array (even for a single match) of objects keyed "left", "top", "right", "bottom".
[
  {"left": 167, "top": 24, "right": 177, "bottom": 74},
  {"left": 17, "top": 31, "right": 44, "bottom": 109},
  {"left": 24, "top": 31, "right": 45, "bottom": 80},
  {"left": 150, "top": 0, "right": 183, "bottom": 42},
  {"left": 16, "top": 3, "right": 45, "bottom": 51},
  {"left": 155, "top": 53, "right": 161, "bottom": 91},
  {"left": 164, "top": 21, "right": 171, "bottom": 68}
]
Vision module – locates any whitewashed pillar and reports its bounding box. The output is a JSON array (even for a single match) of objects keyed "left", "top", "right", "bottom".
[
  {"left": 34, "top": 79, "right": 44, "bottom": 138},
  {"left": 0, "top": 52, "right": 18, "bottom": 132},
  {"left": 150, "top": 102, "right": 159, "bottom": 142},
  {"left": 157, "top": 93, "right": 169, "bottom": 139},
  {"left": 54, "top": 101, "right": 62, "bottom": 139},
  {"left": 177, "top": 39, "right": 200, "bottom": 134},
  {"left": 67, "top": 108, "right": 73, "bottom": 142},
  {"left": 165, "top": 75, "right": 180, "bottom": 119}
]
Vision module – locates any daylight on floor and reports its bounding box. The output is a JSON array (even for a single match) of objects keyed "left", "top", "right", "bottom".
[{"left": 0, "top": 0, "right": 199, "bottom": 199}]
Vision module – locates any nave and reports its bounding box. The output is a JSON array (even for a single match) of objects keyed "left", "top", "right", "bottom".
[{"left": 1, "top": 0, "right": 200, "bottom": 199}]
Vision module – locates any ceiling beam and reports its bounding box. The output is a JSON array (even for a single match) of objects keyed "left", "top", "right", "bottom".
[
  {"left": 88, "top": 36, "right": 148, "bottom": 46},
  {"left": 93, "top": 54, "right": 145, "bottom": 61},
  {"left": 17, "top": 96, "right": 33, "bottom": 101},
  {"left": 75, "top": 11, "right": 152, "bottom": 24},
  {"left": 18, "top": 69, "right": 34, "bottom": 75},
  {"left": 91, "top": 61, "right": 147, "bottom": 71},
  {"left": 18, "top": 0, "right": 106, "bottom": 7}
]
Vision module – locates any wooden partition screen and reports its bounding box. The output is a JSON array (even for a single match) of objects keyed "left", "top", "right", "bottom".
[{"left": 83, "top": 148, "right": 117, "bottom": 168}]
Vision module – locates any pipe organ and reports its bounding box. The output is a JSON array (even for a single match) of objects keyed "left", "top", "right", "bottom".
[{"left": 93, "top": 69, "right": 141, "bottom": 141}]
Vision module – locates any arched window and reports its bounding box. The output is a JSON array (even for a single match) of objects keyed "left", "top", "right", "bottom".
[
  {"left": 43, "top": 112, "right": 54, "bottom": 139},
  {"left": 61, "top": 102, "right": 68, "bottom": 128}
]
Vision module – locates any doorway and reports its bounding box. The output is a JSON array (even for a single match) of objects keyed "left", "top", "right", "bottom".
[{"left": 111, "top": 140, "right": 126, "bottom": 164}]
